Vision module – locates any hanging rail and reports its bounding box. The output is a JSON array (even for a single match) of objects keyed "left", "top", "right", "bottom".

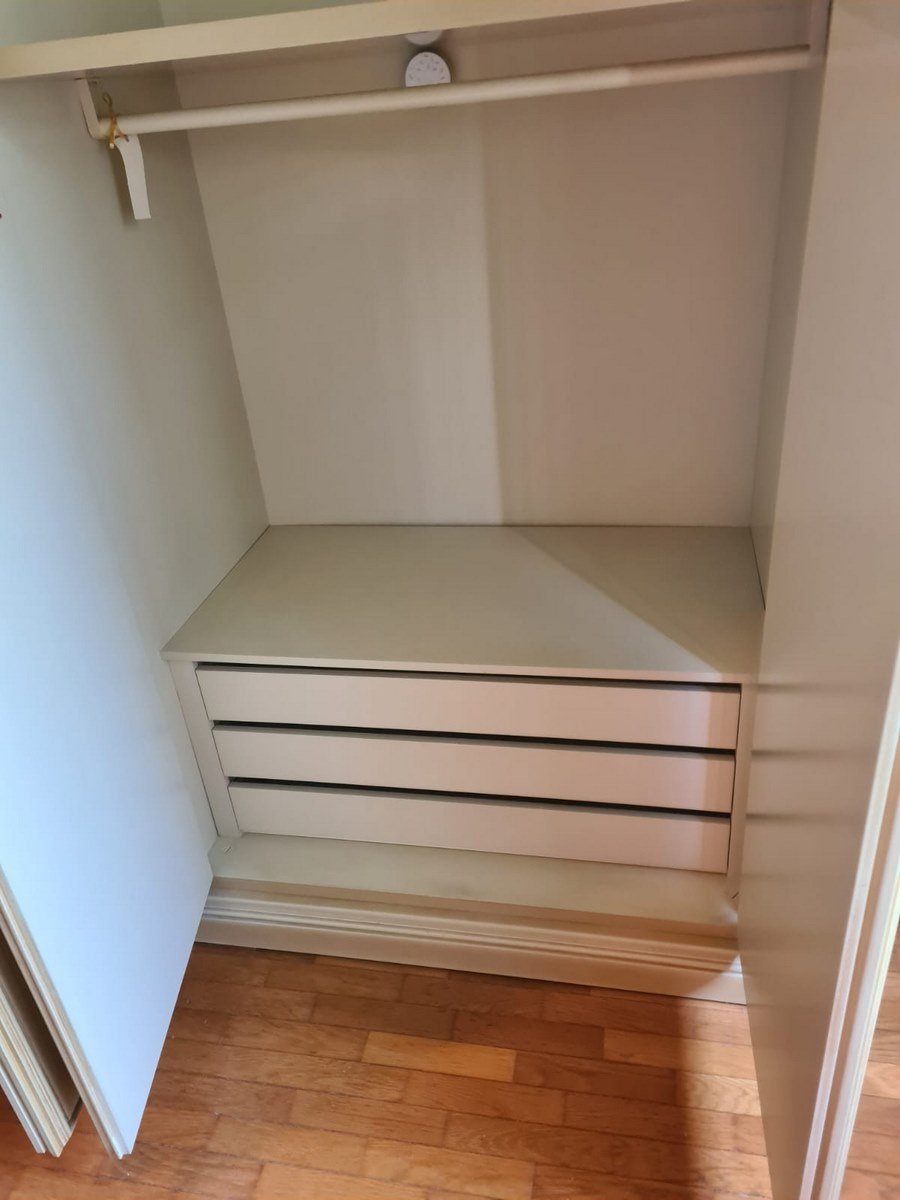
[{"left": 78, "top": 45, "right": 813, "bottom": 218}]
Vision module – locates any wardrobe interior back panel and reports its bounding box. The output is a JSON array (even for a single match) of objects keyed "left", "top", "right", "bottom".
[{"left": 177, "top": 1, "right": 799, "bottom": 526}]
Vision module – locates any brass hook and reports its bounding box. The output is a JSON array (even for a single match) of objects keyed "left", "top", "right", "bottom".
[{"left": 101, "top": 91, "right": 125, "bottom": 150}]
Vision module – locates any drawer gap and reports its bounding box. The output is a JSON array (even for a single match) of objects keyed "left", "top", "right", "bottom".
[
  {"left": 212, "top": 721, "right": 736, "bottom": 757},
  {"left": 227, "top": 776, "right": 731, "bottom": 820},
  {"left": 199, "top": 662, "right": 740, "bottom": 694}
]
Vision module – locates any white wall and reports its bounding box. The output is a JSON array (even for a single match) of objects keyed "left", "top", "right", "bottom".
[
  {"left": 0, "top": 0, "right": 160, "bottom": 44},
  {"left": 738, "top": 2, "right": 900, "bottom": 1196},
  {"left": 178, "top": 2, "right": 796, "bottom": 525},
  {"left": 0, "top": 70, "right": 265, "bottom": 1150},
  {"left": 750, "top": 64, "right": 825, "bottom": 597}
]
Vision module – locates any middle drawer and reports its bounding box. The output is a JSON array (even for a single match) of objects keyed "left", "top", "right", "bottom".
[{"left": 213, "top": 726, "right": 734, "bottom": 813}]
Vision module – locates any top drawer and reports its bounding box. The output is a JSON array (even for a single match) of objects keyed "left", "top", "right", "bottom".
[{"left": 197, "top": 666, "right": 739, "bottom": 749}]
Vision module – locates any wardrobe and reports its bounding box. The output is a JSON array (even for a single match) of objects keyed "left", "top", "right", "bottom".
[{"left": 0, "top": 2, "right": 897, "bottom": 1198}]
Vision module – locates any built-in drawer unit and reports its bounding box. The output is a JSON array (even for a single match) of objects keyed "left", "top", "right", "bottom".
[
  {"left": 197, "top": 667, "right": 740, "bottom": 750},
  {"left": 189, "top": 662, "right": 741, "bottom": 872},
  {"left": 229, "top": 783, "right": 731, "bottom": 872},
  {"left": 214, "top": 726, "right": 734, "bottom": 814}
]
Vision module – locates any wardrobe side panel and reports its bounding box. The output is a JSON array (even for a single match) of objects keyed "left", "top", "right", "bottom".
[
  {"left": 739, "top": 4, "right": 900, "bottom": 1196},
  {"left": 750, "top": 65, "right": 825, "bottom": 598}
]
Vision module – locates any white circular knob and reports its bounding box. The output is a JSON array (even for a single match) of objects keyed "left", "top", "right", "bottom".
[
  {"left": 405, "top": 30, "right": 443, "bottom": 47},
  {"left": 405, "top": 50, "right": 451, "bottom": 88}
]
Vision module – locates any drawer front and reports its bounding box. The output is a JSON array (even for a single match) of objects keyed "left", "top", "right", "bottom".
[
  {"left": 230, "top": 784, "right": 730, "bottom": 872},
  {"left": 198, "top": 666, "right": 739, "bottom": 749},
  {"left": 213, "top": 726, "right": 734, "bottom": 814}
]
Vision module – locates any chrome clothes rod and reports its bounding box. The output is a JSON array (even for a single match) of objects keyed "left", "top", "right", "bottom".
[{"left": 77, "top": 45, "right": 813, "bottom": 218}]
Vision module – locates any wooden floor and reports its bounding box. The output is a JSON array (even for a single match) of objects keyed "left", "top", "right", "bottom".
[
  {"left": 0, "top": 944, "right": 771, "bottom": 1200},
  {"left": 842, "top": 929, "right": 900, "bottom": 1199}
]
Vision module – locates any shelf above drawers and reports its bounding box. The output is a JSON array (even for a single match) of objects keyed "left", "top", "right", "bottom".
[{"left": 198, "top": 666, "right": 740, "bottom": 750}]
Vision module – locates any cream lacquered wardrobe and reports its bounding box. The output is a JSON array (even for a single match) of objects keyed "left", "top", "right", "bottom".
[{"left": 0, "top": 1, "right": 898, "bottom": 1197}]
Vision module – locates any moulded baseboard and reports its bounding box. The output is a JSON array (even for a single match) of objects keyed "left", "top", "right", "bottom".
[{"left": 199, "top": 885, "right": 745, "bottom": 1003}]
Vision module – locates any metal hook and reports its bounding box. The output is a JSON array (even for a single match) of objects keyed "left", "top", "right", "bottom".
[{"left": 101, "top": 91, "right": 125, "bottom": 150}]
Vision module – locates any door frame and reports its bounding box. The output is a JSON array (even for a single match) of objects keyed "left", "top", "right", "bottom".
[
  {"left": 0, "top": 919, "right": 80, "bottom": 1155},
  {"left": 804, "top": 646, "right": 900, "bottom": 1198}
]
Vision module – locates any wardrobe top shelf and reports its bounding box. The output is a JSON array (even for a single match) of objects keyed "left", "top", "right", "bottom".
[
  {"left": 163, "top": 525, "right": 763, "bottom": 682},
  {"left": 0, "top": 0, "right": 702, "bottom": 81}
]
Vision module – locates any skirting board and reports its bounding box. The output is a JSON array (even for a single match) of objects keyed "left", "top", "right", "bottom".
[{"left": 200, "top": 887, "right": 745, "bottom": 1004}]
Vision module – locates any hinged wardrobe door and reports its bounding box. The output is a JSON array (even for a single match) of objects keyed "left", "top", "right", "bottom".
[
  {"left": 0, "top": 428, "right": 213, "bottom": 1159},
  {"left": 739, "top": 3, "right": 900, "bottom": 1199}
]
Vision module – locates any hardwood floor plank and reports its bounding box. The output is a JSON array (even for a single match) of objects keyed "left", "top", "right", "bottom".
[
  {"left": 673, "top": 1071, "right": 761, "bottom": 1116},
  {"left": 870, "top": 1029, "right": 900, "bottom": 1064},
  {"left": 605, "top": 1031, "right": 757, "bottom": 1079},
  {"left": 312, "top": 994, "right": 455, "bottom": 1039},
  {"left": 454, "top": 1013, "right": 605, "bottom": 1060},
  {"left": 863, "top": 1062, "right": 900, "bottom": 1100},
  {"left": 98, "top": 1142, "right": 261, "bottom": 1200},
  {"left": 148, "top": 1067, "right": 296, "bottom": 1123},
  {"left": 208, "top": 1116, "right": 366, "bottom": 1174},
  {"left": 168, "top": 1009, "right": 232, "bottom": 1044},
  {"left": 266, "top": 961, "right": 404, "bottom": 1000},
  {"left": 404, "top": 1071, "right": 565, "bottom": 1124},
  {"left": 224, "top": 1015, "right": 368, "bottom": 1060},
  {"left": 842, "top": 1169, "right": 900, "bottom": 1199},
  {"left": 444, "top": 1113, "right": 772, "bottom": 1195},
  {"left": 851, "top": 1094, "right": 900, "bottom": 1139},
  {"left": 316, "top": 957, "right": 447, "bottom": 978},
  {"left": 185, "top": 945, "right": 272, "bottom": 987},
  {"left": 134, "top": 1108, "right": 218, "bottom": 1149},
  {"left": 363, "top": 1033, "right": 516, "bottom": 1082},
  {"left": 544, "top": 990, "right": 752, "bottom": 1046},
  {"left": 159, "top": 1037, "right": 408, "bottom": 1100},
  {"left": 563, "top": 1092, "right": 766, "bottom": 1154},
  {"left": 255, "top": 1162, "right": 429, "bottom": 1199},
  {"left": 9, "top": 1172, "right": 206, "bottom": 1200},
  {"left": 532, "top": 1163, "right": 731, "bottom": 1200},
  {"left": 514, "top": 1052, "right": 676, "bottom": 1104},
  {"left": 402, "top": 976, "right": 545, "bottom": 1018},
  {"left": 847, "top": 1132, "right": 900, "bottom": 1177},
  {"left": 363, "top": 1137, "right": 533, "bottom": 1200},
  {"left": 288, "top": 1089, "right": 447, "bottom": 1145},
  {"left": 179, "top": 980, "right": 314, "bottom": 1022}
]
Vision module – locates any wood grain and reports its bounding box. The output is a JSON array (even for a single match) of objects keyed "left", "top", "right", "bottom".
[
  {"left": 454, "top": 1013, "right": 605, "bottom": 1060},
  {"left": 443, "top": 1113, "right": 772, "bottom": 1194},
  {"left": 288, "top": 1089, "right": 447, "bottom": 1145},
  {"left": 0, "top": 943, "right": 778, "bottom": 1200},
  {"left": 604, "top": 1031, "right": 757, "bottom": 1079},
  {"left": 364, "top": 1137, "right": 534, "bottom": 1200},
  {"left": 207, "top": 1117, "right": 364, "bottom": 1174},
  {"left": 312, "top": 994, "right": 455, "bottom": 1039},
  {"left": 159, "top": 1038, "right": 408, "bottom": 1100},
  {"left": 545, "top": 989, "right": 752, "bottom": 1045},
  {"left": 266, "top": 960, "right": 404, "bottom": 1000},
  {"left": 404, "top": 1072, "right": 565, "bottom": 1125},
  {"left": 255, "top": 1161, "right": 430, "bottom": 1199},
  {"left": 563, "top": 1092, "right": 766, "bottom": 1154},
  {"left": 364, "top": 1033, "right": 516, "bottom": 1082},
  {"left": 514, "top": 1051, "right": 676, "bottom": 1104},
  {"left": 843, "top": 932, "right": 900, "bottom": 1195},
  {"left": 531, "top": 1164, "right": 725, "bottom": 1199}
]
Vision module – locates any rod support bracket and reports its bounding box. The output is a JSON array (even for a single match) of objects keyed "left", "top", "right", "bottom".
[{"left": 75, "top": 79, "right": 151, "bottom": 221}]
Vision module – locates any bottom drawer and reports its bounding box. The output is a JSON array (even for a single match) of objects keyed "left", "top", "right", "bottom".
[{"left": 229, "top": 783, "right": 729, "bottom": 873}]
